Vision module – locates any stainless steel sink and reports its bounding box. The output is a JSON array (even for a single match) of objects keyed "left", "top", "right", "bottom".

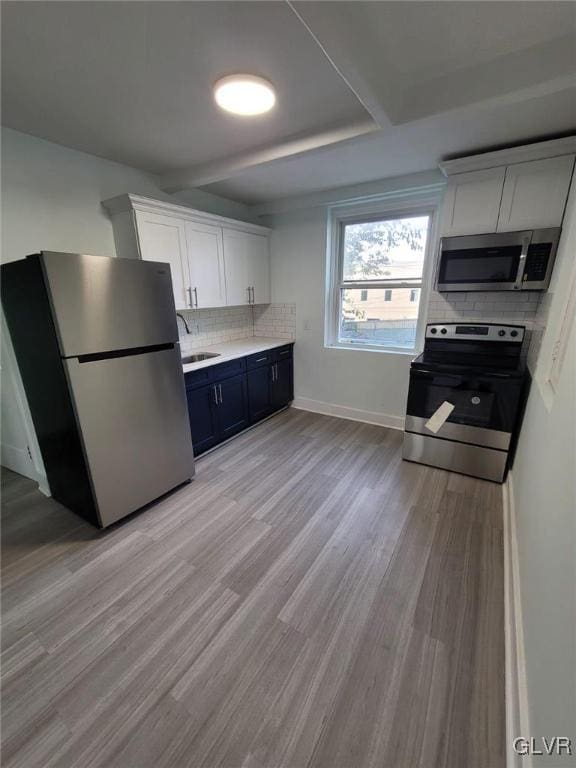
[{"left": 181, "top": 352, "right": 221, "bottom": 364}]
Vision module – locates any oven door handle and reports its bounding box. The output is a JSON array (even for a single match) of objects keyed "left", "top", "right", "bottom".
[
  {"left": 411, "top": 367, "right": 516, "bottom": 381},
  {"left": 411, "top": 368, "right": 463, "bottom": 385}
]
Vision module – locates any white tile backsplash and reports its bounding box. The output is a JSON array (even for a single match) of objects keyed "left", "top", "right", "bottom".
[
  {"left": 177, "top": 303, "right": 296, "bottom": 351},
  {"left": 253, "top": 303, "right": 296, "bottom": 340},
  {"left": 426, "top": 289, "right": 542, "bottom": 358},
  {"left": 427, "top": 290, "right": 541, "bottom": 326}
]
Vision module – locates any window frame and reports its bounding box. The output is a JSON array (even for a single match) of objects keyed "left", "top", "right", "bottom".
[{"left": 325, "top": 197, "right": 440, "bottom": 354}]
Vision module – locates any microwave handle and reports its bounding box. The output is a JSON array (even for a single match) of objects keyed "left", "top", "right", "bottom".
[{"left": 514, "top": 234, "right": 533, "bottom": 290}]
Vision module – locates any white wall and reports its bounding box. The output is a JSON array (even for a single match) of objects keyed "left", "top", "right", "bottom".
[
  {"left": 269, "top": 205, "right": 414, "bottom": 427},
  {"left": 173, "top": 188, "right": 260, "bottom": 225},
  {"left": 1, "top": 127, "right": 257, "bottom": 264},
  {"left": 510, "top": 186, "right": 576, "bottom": 763},
  {"left": 1, "top": 127, "right": 169, "bottom": 263},
  {"left": 0, "top": 127, "right": 256, "bottom": 485}
]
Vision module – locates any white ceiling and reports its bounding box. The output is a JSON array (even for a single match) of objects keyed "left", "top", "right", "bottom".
[
  {"left": 2, "top": 1, "right": 575, "bottom": 206},
  {"left": 205, "top": 87, "right": 576, "bottom": 205},
  {"left": 1, "top": 2, "right": 371, "bottom": 173}
]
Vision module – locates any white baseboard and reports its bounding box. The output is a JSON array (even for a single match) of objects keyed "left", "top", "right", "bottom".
[
  {"left": 503, "top": 472, "right": 531, "bottom": 768},
  {"left": 292, "top": 397, "right": 405, "bottom": 431}
]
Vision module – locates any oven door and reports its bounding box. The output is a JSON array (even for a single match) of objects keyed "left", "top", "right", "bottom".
[
  {"left": 405, "top": 367, "right": 524, "bottom": 450},
  {"left": 436, "top": 231, "right": 532, "bottom": 292}
]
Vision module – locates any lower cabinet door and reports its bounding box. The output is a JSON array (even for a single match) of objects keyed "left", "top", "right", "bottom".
[
  {"left": 247, "top": 366, "right": 272, "bottom": 423},
  {"left": 186, "top": 383, "right": 219, "bottom": 455},
  {"left": 217, "top": 373, "right": 249, "bottom": 440},
  {"left": 272, "top": 358, "right": 293, "bottom": 410}
]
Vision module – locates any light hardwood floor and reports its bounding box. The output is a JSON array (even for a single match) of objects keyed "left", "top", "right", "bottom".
[{"left": 1, "top": 408, "right": 505, "bottom": 768}]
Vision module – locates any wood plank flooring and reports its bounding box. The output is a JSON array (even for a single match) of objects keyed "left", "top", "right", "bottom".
[{"left": 1, "top": 408, "right": 505, "bottom": 768}]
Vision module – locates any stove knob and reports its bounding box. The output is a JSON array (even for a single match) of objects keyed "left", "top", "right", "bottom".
[
  {"left": 510, "top": 330, "right": 518, "bottom": 338},
  {"left": 440, "top": 328, "right": 447, "bottom": 335},
  {"left": 430, "top": 327, "right": 437, "bottom": 334},
  {"left": 498, "top": 330, "right": 506, "bottom": 337}
]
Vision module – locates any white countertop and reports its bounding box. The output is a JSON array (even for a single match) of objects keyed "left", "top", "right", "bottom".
[{"left": 181, "top": 337, "right": 293, "bottom": 373}]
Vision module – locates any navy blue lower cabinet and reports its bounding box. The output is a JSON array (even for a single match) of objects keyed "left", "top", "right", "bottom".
[
  {"left": 186, "top": 383, "right": 219, "bottom": 455},
  {"left": 216, "top": 373, "right": 249, "bottom": 440},
  {"left": 185, "top": 344, "right": 294, "bottom": 456},
  {"left": 271, "top": 357, "right": 293, "bottom": 410},
  {"left": 247, "top": 366, "right": 272, "bottom": 423}
]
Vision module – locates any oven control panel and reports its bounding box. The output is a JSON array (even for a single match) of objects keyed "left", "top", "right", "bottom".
[{"left": 426, "top": 323, "right": 525, "bottom": 342}]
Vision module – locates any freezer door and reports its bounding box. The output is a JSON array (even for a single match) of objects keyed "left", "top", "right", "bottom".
[
  {"left": 64, "top": 346, "right": 194, "bottom": 527},
  {"left": 40, "top": 252, "right": 178, "bottom": 357}
]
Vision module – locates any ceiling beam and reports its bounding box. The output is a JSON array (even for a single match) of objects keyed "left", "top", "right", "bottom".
[
  {"left": 287, "top": 1, "right": 394, "bottom": 130},
  {"left": 156, "top": 118, "right": 378, "bottom": 192}
]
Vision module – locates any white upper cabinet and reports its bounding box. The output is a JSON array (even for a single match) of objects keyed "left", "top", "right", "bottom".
[
  {"left": 103, "top": 195, "right": 271, "bottom": 311},
  {"left": 441, "top": 167, "right": 506, "bottom": 236},
  {"left": 222, "top": 230, "right": 271, "bottom": 306},
  {"left": 184, "top": 221, "right": 226, "bottom": 308},
  {"left": 497, "top": 155, "right": 575, "bottom": 232},
  {"left": 134, "top": 211, "right": 190, "bottom": 310},
  {"left": 250, "top": 233, "right": 271, "bottom": 305},
  {"left": 439, "top": 139, "right": 576, "bottom": 237},
  {"left": 222, "top": 230, "right": 251, "bottom": 306}
]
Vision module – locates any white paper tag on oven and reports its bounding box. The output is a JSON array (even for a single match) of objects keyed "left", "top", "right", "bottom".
[{"left": 425, "top": 401, "right": 455, "bottom": 434}]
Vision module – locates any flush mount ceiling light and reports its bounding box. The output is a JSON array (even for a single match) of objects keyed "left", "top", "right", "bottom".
[{"left": 213, "top": 74, "right": 276, "bottom": 116}]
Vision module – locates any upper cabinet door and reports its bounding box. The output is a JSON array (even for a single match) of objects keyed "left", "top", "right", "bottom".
[
  {"left": 441, "top": 167, "right": 506, "bottom": 236},
  {"left": 222, "top": 230, "right": 251, "bottom": 306},
  {"left": 497, "top": 155, "right": 575, "bottom": 232},
  {"left": 246, "top": 233, "right": 271, "bottom": 305},
  {"left": 222, "top": 229, "right": 270, "bottom": 306},
  {"left": 134, "top": 211, "right": 190, "bottom": 310},
  {"left": 184, "top": 221, "right": 226, "bottom": 308}
]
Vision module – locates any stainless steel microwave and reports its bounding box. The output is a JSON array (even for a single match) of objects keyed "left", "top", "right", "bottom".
[{"left": 436, "top": 228, "right": 561, "bottom": 292}]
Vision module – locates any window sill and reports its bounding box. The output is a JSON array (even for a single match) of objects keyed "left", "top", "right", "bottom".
[{"left": 326, "top": 342, "right": 417, "bottom": 356}]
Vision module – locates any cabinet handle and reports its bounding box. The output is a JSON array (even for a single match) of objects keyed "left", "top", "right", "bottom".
[
  {"left": 187, "top": 287, "right": 194, "bottom": 308},
  {"left": 255, "top": 356, "right": 267, "bottom": 362},
  {"left": 193, "top": 287, "right": 198, "bottom": 308},
  {"left": 280, "top": 350, "right": 290, "bottom": 355},
  {"left": 218, "top": 383, "right": 223, "bottom": 404},
  {"left": 213, "top": 384, "right": 218, "bottom": 405}
]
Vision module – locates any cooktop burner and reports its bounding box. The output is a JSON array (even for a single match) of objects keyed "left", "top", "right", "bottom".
[
  {"left": 414, "top": 322, "right": 527, "bottom": 377},
  {"left": 411, "top": 351, "right": 526, "bottom": 377}
]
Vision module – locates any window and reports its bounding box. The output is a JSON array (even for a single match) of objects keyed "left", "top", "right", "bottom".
[{"left": 330, "top": 211, "right": 432, "bottom": 351}]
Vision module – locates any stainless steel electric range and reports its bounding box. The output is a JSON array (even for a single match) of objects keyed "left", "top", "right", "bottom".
[{"left": 402, "top": 323, "right": 530, "bottom": 483}]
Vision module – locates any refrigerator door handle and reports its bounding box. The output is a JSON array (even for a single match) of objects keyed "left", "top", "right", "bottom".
[
  {"left": 193, "top": 287, "right": 198, "bottom": 308},
  {"left": 187, "top": 287, "right": 194, "bottom": 308}
]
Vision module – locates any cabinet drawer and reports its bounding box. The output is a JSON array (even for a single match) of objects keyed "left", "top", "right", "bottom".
[
  {"left": 271, "top": 344, "right": 294, "bottom": 361},
  {"left": 184, "top": 366, "right": 214, "bottom": 391},
  {"left": 246, "top": 350, "right": 274, "bottom": 370},
  {"left": 212, "top": 357, "right": 246, "bottom": 381}
]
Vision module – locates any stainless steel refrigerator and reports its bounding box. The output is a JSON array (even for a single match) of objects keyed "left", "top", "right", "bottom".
[{"left": 2, "top": 251, "right": 195, "bottom": 527}]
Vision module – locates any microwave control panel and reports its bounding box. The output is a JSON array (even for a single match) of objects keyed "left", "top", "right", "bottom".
[{"left": 524, "top": 242, "right": 552, "bottom": 282}]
